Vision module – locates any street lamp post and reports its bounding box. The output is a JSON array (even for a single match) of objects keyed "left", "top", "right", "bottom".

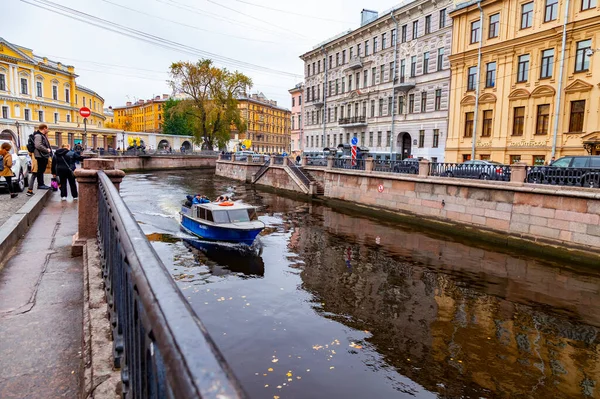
[{"left": 14, "top": 121, "right": 21, "bottom": 148}]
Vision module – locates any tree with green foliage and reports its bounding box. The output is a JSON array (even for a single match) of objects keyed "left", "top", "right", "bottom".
[
  {"left": 168, "top": 59, "right": 252, "bottom": 150},
  {"left": 162, "top": 98, "right": 194, "bottom": 136}
]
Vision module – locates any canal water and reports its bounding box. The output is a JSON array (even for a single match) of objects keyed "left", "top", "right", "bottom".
[{"left": 121, "top": 170, "right": 600, "bottom": 399}]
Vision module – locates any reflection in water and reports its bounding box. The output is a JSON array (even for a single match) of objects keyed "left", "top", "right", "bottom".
[{"left": 123, "top": 171, "right": 600, "bottom": 399}]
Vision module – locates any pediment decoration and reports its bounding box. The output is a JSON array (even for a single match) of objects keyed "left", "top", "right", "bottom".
[
  {"left": 479, "top": 93, "right": 497, "bottom": 104},
  {"left": 531, "top": 85, "right": 556, "bottom": 98},
  {"left": 508, "top": 88, "right": 530, "bottom": 100},
  {"left": 581, "top": 131, "right": 600, "bottom": 141},
  {"left": 564, "top": 79, "right": 593, "bottom": 93},
  {"left": 460, "top": 95, "right": 476, "bottom": 106},
  {"left": 0, "top": 39, "right": 35, "bottom": 63},
  {"left": 35, "top": 74, "right": 44, "bottom": 80}
]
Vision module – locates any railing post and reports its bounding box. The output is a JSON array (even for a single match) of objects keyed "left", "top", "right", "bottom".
[
  {"left": 269, "top": 156, "right": 275, "bottom": 166},
  {"left": 418, "top": 159, "right": 430, "bottom": 178},
  {"left": 365, "top": 157, "right": 374, "bottom": 173},
  {"left": 309, "top": 181, "right": 316, "bottom": 195},
  {"left": 302, "top": 156, "right": 308, "bottom": 167},
  {"left": 327, "top": 156, "right": 334, "bottom": 169},
  {"left": 510, "top": 162, "right": 527, "bottom": 185},
  {"left": 72, "top": 158, "right": 125, "bottom": 257},
  {"left": 283, "top": 157, "right": 289, "bottom": 166}
]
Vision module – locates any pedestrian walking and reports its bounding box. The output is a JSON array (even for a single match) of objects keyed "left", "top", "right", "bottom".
[
  {"left": 51, "top": 144, "right": 79, "bottom": 201},
  {"left": 0, "top": 142, "right": 18, "bottom": 198},
  {"left": 32, "top": 123, "right": 52, "bottom": 190}
]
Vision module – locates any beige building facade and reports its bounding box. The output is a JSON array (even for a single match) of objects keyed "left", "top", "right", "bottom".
[{"left": 446, "top": 0, "right": 600, "bottom": 165}]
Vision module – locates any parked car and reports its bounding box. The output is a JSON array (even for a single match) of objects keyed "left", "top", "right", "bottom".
[
  {"left": 18, "top": 150, "right": 32, "bottom": 173},
  {"left": 527, "top": 156, "right": 600, "bottom": 188},
  {"left": 0, "top": 140, "right": 30, "bottom": 192},
  {"left": 441, "top": 160, "right": 510, "bottom": 181},
  {"left": 234, "top": 151, "right": 257, "bottom": 161},
  {"left": 392, "top": 158, "right": 420, "bottom": 174}
]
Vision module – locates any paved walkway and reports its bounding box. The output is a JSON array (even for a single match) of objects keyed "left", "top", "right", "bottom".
[
  {"left": 0, "top": 175, "right": 51, "bottom": 228},
  {"left": 0, "top": 193, "right": 82, "bottom": 398}
]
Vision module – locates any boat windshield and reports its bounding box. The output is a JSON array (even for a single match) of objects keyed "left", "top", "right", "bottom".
[
  {"left": 209, "top": 209, "right": 256, "bottom": 224},
  {"left": 228, "top": 209, "right": 251, "bottom": 223}
]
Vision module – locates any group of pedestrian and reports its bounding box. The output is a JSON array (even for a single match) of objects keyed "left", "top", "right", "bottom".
[{"left": 0, "top": 141, "right": 18, "bottom": 198}]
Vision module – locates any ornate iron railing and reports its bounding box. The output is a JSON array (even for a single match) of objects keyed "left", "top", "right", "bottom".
[
  {"left": 374, "top": 160, "right": 419, "bottom": 174},
  {"left": 526, "top": 166, "right": 600, "bottom": 188},
  {"left": 338, "top": 116, "right": 366, "bottom": 125},
  {"left": 252, "top": 160, "right": 271, "bottom": 183},
  {"left": 430, "top": 162, "right": 511, "bottom": 181},
  {"left": 97, "top": 171, "right": 246, "bottom": 399},
  {"left": 333, "top": 158, "right": 366, "bottom": 170}
]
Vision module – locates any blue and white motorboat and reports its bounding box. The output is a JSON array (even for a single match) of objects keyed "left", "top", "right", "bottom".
[{"left": 180, "top": 198, "right": 265, "bottom": 246}]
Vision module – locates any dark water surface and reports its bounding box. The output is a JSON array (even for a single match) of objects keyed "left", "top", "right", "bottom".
[{"left": 121, "top": 170, "right": 600, "bottom": 399}]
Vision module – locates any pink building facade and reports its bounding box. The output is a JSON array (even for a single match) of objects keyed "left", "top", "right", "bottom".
[{"left": 289, "top": 83, "right": 304, "bottom": 156}]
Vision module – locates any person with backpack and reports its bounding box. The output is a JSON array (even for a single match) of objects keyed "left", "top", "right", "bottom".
[
  {"left": 0, "top": 142, "right": 18, "bottom": 198},
  {"left": 51, "top": 144, "right": 79, "bottom": 201},
  {"left": 28, "top": 123, "right": 52, "bottom": 190}
]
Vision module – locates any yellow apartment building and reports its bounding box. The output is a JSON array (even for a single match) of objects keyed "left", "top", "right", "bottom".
[
  {"left": 446, "top": 0, "right": 600, "bottom": 165},
  {"left": 0, "top": 38, "right": 114, "bottom": 149},
  {"left": 112, "top": 95, "right": 170, "bottom": 133},
  {"left": 236, "top": 93, "right": 291, "bottom": 154}
]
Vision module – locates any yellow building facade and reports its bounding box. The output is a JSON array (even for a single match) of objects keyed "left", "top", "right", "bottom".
[
  {"left": 112, "top": 95, "right": 169, "bottom": 133},
  {"left": 237, "top": 93, "right": 291, "bottom": 154},
  {"left": 446, "top": 0, "right": 600, "bottom": 165},
  {"left": 0, "top": 38, "right": 114, "bottom": 149}
]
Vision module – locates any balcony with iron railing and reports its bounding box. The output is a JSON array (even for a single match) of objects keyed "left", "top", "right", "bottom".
[
  {"left": 394, "top": 76, "right": 416, "bottom": 92},
  {"left": 344, "top": 56, "right": 364, "bottom": 71},
  {"left": 338, "top": 116, "right": 367, "bottom": 127}
]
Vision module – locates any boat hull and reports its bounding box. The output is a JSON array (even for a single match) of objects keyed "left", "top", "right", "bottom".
[{"left": 181, "top": 214, "right": 263, "bottom": 246}]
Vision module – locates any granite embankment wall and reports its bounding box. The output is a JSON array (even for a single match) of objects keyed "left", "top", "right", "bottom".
[
  {"left": 215, "top": 160, "right": 600, "bottom": 256},
  {"left": 102, "top": 155, "right": 216, "bottom": 171}
]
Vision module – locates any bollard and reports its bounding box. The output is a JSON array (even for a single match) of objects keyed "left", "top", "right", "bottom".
[
  {"left": 365, "top": 158, "right": 374, "bottom": 173},
  {"left": 269, "top": 156, "right": 276, "bottom": 166},
  {"left": 283, "top": 157, "right": 289, "bottom": 166},
  {"left": 327, "top": 156, "right": 334, "bottom": 169},
  {"left": 418, "top": 159, "right": 430, "bottom": 178},
  {"left": 301, "top": 156, "right": 308, "bottom": 167},
  {"left": 510, "top": 162, "right": 527, "bottom": 185}
]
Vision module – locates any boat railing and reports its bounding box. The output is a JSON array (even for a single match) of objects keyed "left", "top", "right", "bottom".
[{"left": 97, "top": 171, "right": 246, "bottom": 398}]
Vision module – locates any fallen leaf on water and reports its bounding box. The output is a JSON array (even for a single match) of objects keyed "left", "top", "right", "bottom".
[
  {"left": 286, "top": 372, "right": 292, "bottom": 377},
  {"left": 263, "top": 374, "right": 267, "bottom": 376},
  {"left": 274, "top": 396, "right": 280, "bottom": 399},
  {"left": 288, "top": 378, "right": 292, "bottom": 382},
  {"left": 306, "top": 369, "right": 310, "bottom": 372},
  {"left": 297, "top": 376, "right": 301, "bottom": 380},
  {"left": 246, "top": 303, "right": 251, "bottom": 306},
  {"left": 329, "top": 366, "right": 335, "bottom": 370},
  {"left": 312, "top": 345, "right": 323, "bottom": 350},
  {"left": 255, "top": 373, "right": 259, "bottom": 376},
  {"left": 272, "top": 359, "right": 279, "bottom": 363},
  {"left": 268, "top": 368, "right": 274, "bottom": 372},
  {"left": 349, "top": 342, "right": 363, "bottom": 349},
  {"left": 277, "top": 386, "right": 282, "bottom": 389},
  {"left": 264, "top": 384, "right": 269, "bottom": 388}
]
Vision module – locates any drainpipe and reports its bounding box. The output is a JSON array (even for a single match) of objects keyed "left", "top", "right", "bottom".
[
  {"left": 300, "top": 84, "right": 304, "bottom": 154},
  {"left": 551, "top": 0, "right": 570, "bottom": 159},
  {"left": 471, "top": 1, "right": 484, "bottom": 161},
  {"left": 321, "top": 46, "right": 328, "bottom": 150},
  {"left": 390, "top": 11, "right": 399, "bottom": 160}
]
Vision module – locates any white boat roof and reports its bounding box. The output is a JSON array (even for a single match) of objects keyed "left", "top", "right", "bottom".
[{"left": 197, "top": 201, "right": 256, "bottom": 211}]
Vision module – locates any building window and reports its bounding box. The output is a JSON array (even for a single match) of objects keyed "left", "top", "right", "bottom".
[
  {"left": 378, "top": 99, "right": 383, "bottom": 116},
  {"left": 391, "top": 29, "right": 397, "bottom": 45},
  {"left": 569, "top": 100, "right": 585, "bottom": 132},
  {"left": 410, "top": 56, "right": 416, "bottom": 77},
  {"left": 400, "top": 59, "right": 406, "bottom": 82},
  {"left": 38, "top": 110, "right": 44, "bottom": 122},
  {"left": 371, "top": 67, "right": 376, "bottom": 85},
  {"left": 575, "top": 39, "right": 591, "bottom": 72},
  {"left": 52, "top": 85, "right": 58, "bottom": 100},
  {"left": 389, "top": 62, "right": 394, "bottom": 81},
  {"left": 369, "top": 132, "right": 373, "bottom": 147},
  {"left": 489, "top": 13, "right": 500, "bottom": 38},
  {"left": 36, "top": 81, "right": 42, "bottom": 97},
  {"left": 342, "top": 50, "right": 347, "bottom": 64},
  {"left": 20, "top": 78, "right": 28, "bottom": 95},
  {"left": 513, "top": 107, "right": 525, "bottom": 136},
  {"left": 399, "top": 96, "right": 404, "bottom": 114},
  {"left": 437, "top": 48, "right": 444, "bottom": 71},
  {"left": 517, "top": 54, "right": 530, "bottom": 82},
  {"left": 544, "top": 0, "right": 558, "bottom": 22},
  {"left": 387, "top": 96, "right": 392, "bottom": 115},
  {"left": 482, "top": 110, "right": 493, "bottom": 137},
  {"left": 373, "top": 37, "right": 378, "bottom": 53},
  {"left": 1, "top": 106, "right": 8, "bottom": 119},
  {"left": 408, "top": 94, "right": 415, "bottom": 113},
  {"left": 463, "top": 154, "right": 472, "bottom": 162},
  {"left": 433, "top": 129, "right": 440, "bottom": 147},
  {"left": 380, "top": 65, "right": 385, "bottom": 82},
  {"left": 536, "top": 104, "right": 550, "bottom": 135},
  {"left": 401, "top": 25, "right": 407, "bottom": 43},
  {"left": 534, "top": 155, "right": 546, "bottom": 165},
  {"left": 486, "top": 62, "right": 496, "bottom": 87},
  {"left": 0, "top": 74, "right": 5, "bottom": 91},
  {"left": 439, "top": 9, "right": 446, "bottom": 28},
  {"left": 362, "top": 101, "right": 366, "bottom": 116},
  {"left": 54, "top": 112, "right": 59, "bottom": 123},
  {"left": 425, "top": 15, "right": 431, "bottom": 34},
  {"left": 470, "top": 20, "right": 481, "bottom": 43},
  {"left": 365, "top": 40, "right": 369, "bottom": 56},
  {"left": 582, "top": 0, "right": 597, "bottom": 10},
  {"left": 467, "top": 66, "right": 477, "bottom": 91},
  {"left": 370, "top": 100, "right": 375, "bottom": 117},
  {"left": 348, "top": 75, "right": 352, "bottom": 91},
  {"left": 464, "top": 112, "right": 474, "bottom": 137},
  {"left": 423, "top": 52, "right": 430, "bottom": 74},
  {"left": 521, "top": 2, "right": 534, "bottom": 29},
  {"left": 421, "top": 91, "right": 427, "bottom": 113},
  {"left": 24, "top": 109, "right": 30, "bottom": 121},
  {"left": 435, "top": 89, "right": 442, "bottom": 110},
  {"left": 377, "top": 131, "right": 382, "bottom": 147},
  {"left": 418, "top": 130, "right": 425, "bottom": 148},
  {"left": 341, "top": 77, "right": 345, "bottom": 93},
  {"left": 382, "top": 33, "right": 387, "bottom": 49},
  {"left": 510, "top": 155, "right": 522, "bottom": 164},
  {"left": 540, "top": 49, "right": 554, "bottom": 78},
  {"left": 65, "top": 88, "right": 70, "bottom": 102},
  {"left": 412, "top": 21, "right": 418, "bottom": 39}
]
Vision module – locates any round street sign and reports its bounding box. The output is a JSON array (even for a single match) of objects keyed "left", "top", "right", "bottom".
[
  {"left": 378, "top": 184, "right": 384, "bottom": 193},
  {"left": 79, "top": 107, "right": 91, "bottom": 118},
  {"left": 351, "top": 136, "right": 358, "bottom": 146},
  {"left": 282, "top": 152, "right": 288, "bottom": 157},
  {"left": 241, "top": 144, "right": 247, "bottom": 150}
]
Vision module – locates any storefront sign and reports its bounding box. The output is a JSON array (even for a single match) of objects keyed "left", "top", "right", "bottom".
[{"left": 508, "top": 141, "right": 547, "bottom": 148}]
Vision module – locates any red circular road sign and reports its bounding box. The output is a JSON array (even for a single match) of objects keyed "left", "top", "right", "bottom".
[
  {"left": 378, "top": 184, "right": 384, "bottom": 193},
  {"left": 79, "top": 107, "right": 91, "bottom": 118}
]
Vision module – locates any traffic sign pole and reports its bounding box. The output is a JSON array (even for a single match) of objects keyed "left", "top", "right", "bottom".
[
  {"left": 351, "top": 136, "right": 358, "bottom": 167},
  {"left": 79, "top": 107, "right": 91, "bottom": 150}
]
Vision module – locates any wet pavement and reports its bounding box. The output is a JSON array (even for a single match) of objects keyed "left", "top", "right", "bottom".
[
  {"left": 122, "top": 170, "right": 600, "bottom": 399},
  {"left": 0, "top": 175, "right": 51, "bottom": 228},
  {"left": 0, "top": 193, "right": 82, "bottom": 398}
]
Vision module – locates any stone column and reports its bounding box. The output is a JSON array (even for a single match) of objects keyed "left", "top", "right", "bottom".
[
  {"left": 510, "top": 162, "right": 527, "bottom": 185},
  {"left": 418, "top": 159, "right": 430, "bottom": 178},
  {"left": 269, "top": 156, "right": 275, "bottom": 166},
  {"left": 365, "top": 157, "right": 374, "bottom": 173},
  {"left": 301, "top": 156, "right": 308, "bottom": 167},
  {"left": 309, "top": 181, "right": 316, "bottom": 195},
  {"left": 327, "top": 156, "right": 334, "bottom": 169},
  {"left": 283, "top": 157, "right": 289, "bottom": 166}
]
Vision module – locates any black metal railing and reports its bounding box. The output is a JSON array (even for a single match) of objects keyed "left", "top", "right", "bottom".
[
  {"left": 97, "top": 172, "right": 246, "bottom": 399},
  {"left": 287, "top": 161, "right": 311, "bottom": 188},
  {"left": 272, "top": 156, "right": 284, "bottom": 165},
  {"left": 430, "top": 162, "right": 511, "bottom": 181},
  {"left": 338, "top": 116, "right": 366, "bottom": 125},
  {"left": 333, "top": 158, "right": 366, "bottom": 170},
  {"left": 373, "top": 160, "right": 419, "bottom": 175},
  {"left": 253, "top": 160, "right": 270, "bottom": 182},
  {"left": 220, "top": 153, "right": 232, "bottom": 161},
  {"left": 526, "top": 166, "right": 600, "bottom": 188},
  {"left": 306, "top": 156, "right": 327, "bottom": 166}
]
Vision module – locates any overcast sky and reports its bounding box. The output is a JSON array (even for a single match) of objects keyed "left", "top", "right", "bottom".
[{"left": 4, "top": 0, "right": 401, "bottom": 109}]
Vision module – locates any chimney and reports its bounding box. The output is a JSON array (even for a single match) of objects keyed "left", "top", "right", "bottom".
[
  {"left": 163, "top": 94, "right": 169, "bottom": 99},
  {"left": 126, "top": 102, "right": 132, "bottom": 106},
  {"left": 155, "top": 95, "right": 160, "bottom": 100},
  {"left": 138, "top": 100, "right": 144, "bottom": 104}
]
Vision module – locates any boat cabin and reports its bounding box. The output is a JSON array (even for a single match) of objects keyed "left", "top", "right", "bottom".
[{"left": 183, "top": 201, "right": 259, "bottom": 225}]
